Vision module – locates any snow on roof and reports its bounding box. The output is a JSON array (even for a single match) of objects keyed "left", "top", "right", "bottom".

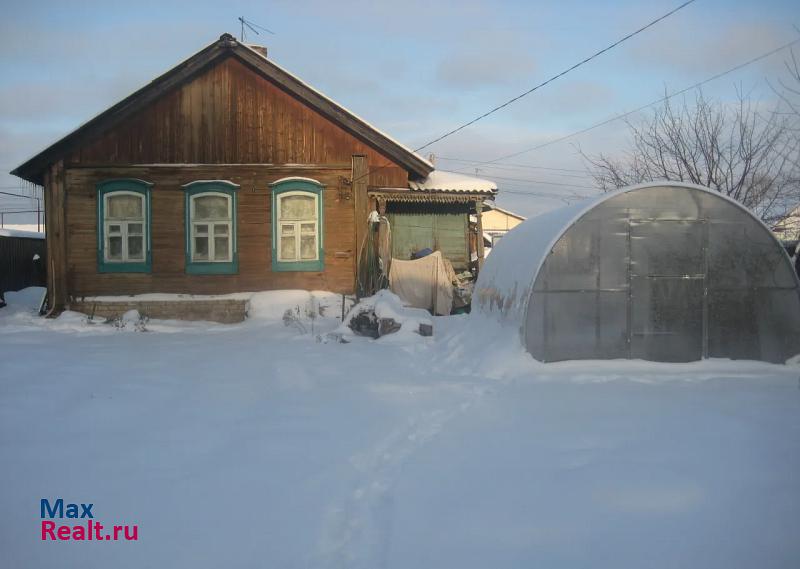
[
  {"left": 0, "top": 228, "right": 45, "bottom": 239},
  {"left": 484, "top": 204, "right": 526, "bottom": 219},
  {"left": 239, "top": 42, "right": 433, "bottom": 171},
  {"left": 409, "top": 170, "right": 497, "bottom": 193}
]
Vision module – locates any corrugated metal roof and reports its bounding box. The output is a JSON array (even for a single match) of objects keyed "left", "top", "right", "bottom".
[{"left": 409, "top": 170, "right": 497, "bottom": 193}]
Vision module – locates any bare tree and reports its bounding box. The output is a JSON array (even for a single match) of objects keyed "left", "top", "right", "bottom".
[
  {"left": 771, "top": 48, "right": 800, "bottom": 231},
  {"left": 582, "top": 90, "right": 799, "bottom": 224},
  {"left": 771, "top": 48, "right": 800, "bottom": 123}
]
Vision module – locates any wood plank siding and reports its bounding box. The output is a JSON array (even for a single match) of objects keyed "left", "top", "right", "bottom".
[
  {"left": 53, "top": 56, "right": 417, "bottom": 299},
  {"left": 11, "top": 36, "right": 440, "bottom": 308},
  {"left": 69, "top": 57, "right": 408, "bottom": 189},
  {"left": 65, "top": 165, "right": 357, "bottom": 296}
]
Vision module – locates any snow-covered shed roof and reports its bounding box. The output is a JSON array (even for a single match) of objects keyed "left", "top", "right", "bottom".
[
  {"left": 409, "top": 170, "right": 497, "bottom": 194},
  {"left": 0, "top": 228, "right": 45, "bottom": 239}
]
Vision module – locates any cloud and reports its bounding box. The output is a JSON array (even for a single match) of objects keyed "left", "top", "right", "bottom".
[
  {"left": 436, "top": 44, "right": 537, "bottom": 90},
  {"left": 628, "top": 21, "right": 792, "bottom": 75}
]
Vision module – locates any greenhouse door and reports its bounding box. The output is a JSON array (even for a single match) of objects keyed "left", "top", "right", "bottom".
[{"left": 629, "top": 219, "right": 706, "bottom": 362}]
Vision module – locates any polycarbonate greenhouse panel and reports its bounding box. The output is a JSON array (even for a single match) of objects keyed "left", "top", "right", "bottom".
[
  {"left": 491, "top": 183, "right": 800, "bottom": 364},
  {"left": 629, "top": 220, "right": 705, "bottom": 278},
  {"left": 630, "top": 276, "right": 704, "bottom": 362},
  {"left": 526, "top": 290, "right": 629, "bottom": 361}
]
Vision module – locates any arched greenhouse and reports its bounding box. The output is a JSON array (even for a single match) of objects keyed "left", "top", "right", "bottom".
[{"left": 474, "top": 182, "right": 800, "bottom": 363}]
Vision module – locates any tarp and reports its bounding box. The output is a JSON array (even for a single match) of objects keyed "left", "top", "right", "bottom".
[{"left": 389, "top": 251, "right": 455, "bottom": 315}]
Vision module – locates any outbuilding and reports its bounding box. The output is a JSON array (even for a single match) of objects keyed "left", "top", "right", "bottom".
[
  {"left": 474, "top": 182, "right": 800, "bottom": 363},
  {"left": 0, "top": 228, "right": 46, "bottom": 306}
]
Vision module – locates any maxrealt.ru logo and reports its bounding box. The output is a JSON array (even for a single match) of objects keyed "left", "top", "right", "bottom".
[{"left": 40, "top": 498, "right": 139, "bottom": 541}]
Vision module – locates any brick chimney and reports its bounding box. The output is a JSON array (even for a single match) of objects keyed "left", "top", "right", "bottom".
[{"left": 247, "top": 44, "right": 268, "bottom": 58}]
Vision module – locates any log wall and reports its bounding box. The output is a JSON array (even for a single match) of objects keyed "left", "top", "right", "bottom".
[{"left": 65, "top": 165, "right": 358, "bottom": 296}]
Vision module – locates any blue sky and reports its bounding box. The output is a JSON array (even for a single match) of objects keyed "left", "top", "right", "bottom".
[{"left": 1, "top": 0, "right": 798, "bottom": 221}]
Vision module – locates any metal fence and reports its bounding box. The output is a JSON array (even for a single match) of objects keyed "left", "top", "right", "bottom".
[{"left": 0, "top": 235, "right": 46, "bottom": 294}]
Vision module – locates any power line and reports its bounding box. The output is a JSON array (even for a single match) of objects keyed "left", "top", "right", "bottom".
[
  {"left": 464, "top": 35, "right": 800, "bottom": 167},
  {"left": 412, "top": 0, "right": 697, "bottom": 153},
  {"left": 436, "top": 156, "right": 589, "bottom": 174},
  {"left": 436, "top": 157, "right": 591, "bottom": 179},
  {"left": 498, "top": 189, "right": 591, "bottom": 203},
  {"left": 351, "top": 1, "right": 697, "bottom": 188},
  {"left": 0, "top": 190, "right": 38, "bottom": 200},
  {"left": 478, "top": 173, "right": 596, "bottom": 190}
]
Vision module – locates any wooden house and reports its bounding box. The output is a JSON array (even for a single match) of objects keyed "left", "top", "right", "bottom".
[
  {"left": 11, "top": 34, "right": 496, "bottom": 320},
  {"left": 773, "top": 204, "right": 800, "bottom": 242},
  {"left": 481, "top": 204, "right": 525, "bottom": 249}
]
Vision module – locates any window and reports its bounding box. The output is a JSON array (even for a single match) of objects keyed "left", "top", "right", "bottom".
[
  {"left": 191, "top": 194, "right": 232, "bottom": 262},
  {"left": 183, "top": 181, "right": 239, "bottom": 274},
  {"left": 270, "top": 178, "right": 324, "bottom": 272},
  {"left": 97, "top": 179, "right": 152, "bottom": 273}
]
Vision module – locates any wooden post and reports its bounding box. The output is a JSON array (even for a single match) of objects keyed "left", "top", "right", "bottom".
[
  {"left": 475, "top": 199, "right": 485, "bottom": 271},
  {"left": 352, "top": 155, "right": 368, "bottom": 293},
  {"left": 44, "top": 160, "right": 67, "bottom": 315}
]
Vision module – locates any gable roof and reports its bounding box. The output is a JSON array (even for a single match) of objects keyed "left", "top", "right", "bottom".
[
  {"left": 11, "top": 33, "right": 434, "bottom": 186},
  {"left": 484, "top": 204, "right": 526, "bottom": 220}
]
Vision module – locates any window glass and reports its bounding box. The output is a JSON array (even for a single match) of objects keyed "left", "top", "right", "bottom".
[
  {"left": 108, "top": 194, "right": 143, "bottom": 218},
  {"left": 280, "top": 224, "right": 296, "bottom": 260},
  {"left": 194, "top": 195, "right": 229, "bottom": 220},
  {"left": 128, "top": 236, "right": 144, "bottom": 259},
  {"left": 194, "top": 236, "right": 209, "bottom": 260},
  {"left": 300, "top": 234, "right": 316, "bottom": 260},
  {"left": 214, "top": 236, "right": 229, "bottom": 260},
  {"left": 108, "top": 236, "right": 123, "bottom": 260},
  {"left": 280, "top": 195, "right": 315, "bottom": 220}
]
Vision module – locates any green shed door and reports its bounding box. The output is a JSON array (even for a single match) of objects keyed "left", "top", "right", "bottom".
[{"left": 387, "top": 212, "right": 468, "bottom": 271}]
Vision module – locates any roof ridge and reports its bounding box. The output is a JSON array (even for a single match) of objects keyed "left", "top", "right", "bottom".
[{"left": 11, "top": 34, "right": 433, "bottom": 185}]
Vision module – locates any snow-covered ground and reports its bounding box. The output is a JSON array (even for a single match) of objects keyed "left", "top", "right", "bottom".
[{"left": 1, "top": 288, "right": 799, "bottom": 568}]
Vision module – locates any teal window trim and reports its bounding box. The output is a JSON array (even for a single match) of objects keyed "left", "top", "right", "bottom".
[
  {"left": 270, "top": 178, "right": 325, "bottom": 272},
  {"left": 183, "top": 181, "right": 239, "bottom": 275},
  {"left": 97, "top": 179, "right": 153, "bottom": 273}
]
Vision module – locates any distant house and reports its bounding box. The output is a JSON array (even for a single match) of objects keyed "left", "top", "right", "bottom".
[
  {"left": 481, "top": 204, "right": 525, "bottom": 249},
  {"left": 773, "top": 205, "right": 800, "bottom": 242},
  {"left": 10, "top": 33, "right": 495, "bottom": 319}
]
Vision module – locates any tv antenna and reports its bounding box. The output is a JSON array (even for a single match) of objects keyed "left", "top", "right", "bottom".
[{"left": 238, "top": 17, "right": 275, "bottom": 42}]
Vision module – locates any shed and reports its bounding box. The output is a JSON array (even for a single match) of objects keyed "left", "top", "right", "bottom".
[
  {"left": 0, "top": 229, "right": 46, "bottom": 297},
  {"left": 474, "top": 182, "right": 800, "bottom": 363},
  {"left": 371, "top": 171, "right": 497, "bottom": 273}
]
